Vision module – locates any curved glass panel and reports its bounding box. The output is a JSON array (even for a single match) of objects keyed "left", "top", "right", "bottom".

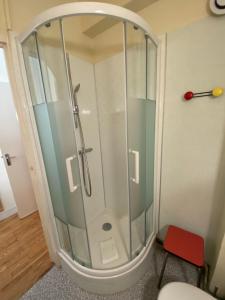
[
  {"left": 22, "top": 21, "right": 91, "bottom": 267},
  {"left": 125, "top": 22, "right": 156, "bottom": 257},
  {"left": 21, "top": 12, "right": 157, "bottom": 270}
]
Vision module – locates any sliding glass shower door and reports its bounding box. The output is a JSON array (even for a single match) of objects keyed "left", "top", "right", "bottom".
[
  {"left": 125, "top": 23, "right": 156, "bottom": 258},
  {"left": 22, "top": 20, "right": 91, "bottom": 267},
  {"left": 21, "top": 15, "right": 157, "bottom": 270}
]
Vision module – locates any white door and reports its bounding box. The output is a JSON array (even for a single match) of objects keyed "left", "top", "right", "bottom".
[{"left": 0, "top": 47, "right": 37, "bottom": 218}]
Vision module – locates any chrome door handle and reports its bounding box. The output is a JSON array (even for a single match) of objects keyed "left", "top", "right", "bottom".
[{"left": 1, "top": 153, "right": 16, "bottom": 166}]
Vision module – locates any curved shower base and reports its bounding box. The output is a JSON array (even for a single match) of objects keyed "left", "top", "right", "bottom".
[
  {"left": 19, "top": 2, "right": 160, "bottom": 294},
  {"left": 60, "top": 235, "right": 155, "bottom": 294}
]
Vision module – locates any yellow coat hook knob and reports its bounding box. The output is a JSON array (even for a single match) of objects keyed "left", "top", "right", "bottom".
[{"left": 212, "top": 87, "right": 224, "bottom": 97}]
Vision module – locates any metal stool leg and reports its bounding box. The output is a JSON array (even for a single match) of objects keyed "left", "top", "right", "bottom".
[
  {"left": 158, "top": 252, "right": 169, "bottom": 289},
  {"left": 197, "top": 266, "right": 204, "bottom": 288}
]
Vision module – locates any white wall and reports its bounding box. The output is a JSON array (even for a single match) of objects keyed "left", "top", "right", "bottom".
[
  {"left": 94, "top": 52, "right": 128, "bottom": 218},
  {"left": 160, "top": 15, "right": 225, "bottom": 260},
  {"left": 69, "top": 55, "right": 105, "bottom": 223}
]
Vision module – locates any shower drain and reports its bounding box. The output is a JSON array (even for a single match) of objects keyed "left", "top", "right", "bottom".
[{"left": 102, "top": 222, "right": 112, "bottom": 231}]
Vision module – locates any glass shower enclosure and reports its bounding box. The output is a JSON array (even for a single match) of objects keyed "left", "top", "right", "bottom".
[{"left": 21, "top": 12, "right": 157, "bottom": 270}]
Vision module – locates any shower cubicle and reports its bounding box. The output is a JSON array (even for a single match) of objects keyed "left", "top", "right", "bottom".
[{"left": 19, "top": 2, "right": 159, "bottom": 293}]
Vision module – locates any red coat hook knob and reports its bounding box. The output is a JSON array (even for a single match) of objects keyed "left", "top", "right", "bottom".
[{"left": 184, "top": 91, "right": 194, "bottom": 101}]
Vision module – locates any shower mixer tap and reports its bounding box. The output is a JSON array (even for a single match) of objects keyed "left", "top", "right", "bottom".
[{"left": 79, "top": 148, "right": 93, "bottom": 155}]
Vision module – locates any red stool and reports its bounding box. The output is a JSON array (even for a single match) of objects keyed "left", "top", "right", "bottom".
[{"left": 158, "top": 225, "right": 205, "bottom": 289}]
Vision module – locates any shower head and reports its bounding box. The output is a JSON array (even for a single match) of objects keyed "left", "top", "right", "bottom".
[{"left": 74, "top": 83, "right": 80, "bottom": 94}]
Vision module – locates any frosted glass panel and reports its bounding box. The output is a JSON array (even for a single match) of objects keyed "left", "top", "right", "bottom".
[
  {"left": 145, "top": 203, "right": 154, "bottom": 241},
  {"left": 125, "top": 22, "right": 156, "bottom": 256},
  {"left": 23, "top": 21, "right": 91, "bottom": 266},
  {"left": 36, "top": 20, "right": 85, "bottom": 228},
  {"left": 126, "top": 23, "right": 146, "bottom": 257},
  {"left": 36, "top": 20, "right": 91, "bottom": 266},
  {"left": 55, "top": 217, "right": 73, "bottom": 258},
  {"left": 33, "top": 104, "right": 68, "bottom": 222}
]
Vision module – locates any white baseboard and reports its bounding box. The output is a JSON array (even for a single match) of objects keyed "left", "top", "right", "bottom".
[
  {"left": 18, "top": 208, "right": 38, "bottom": 219},
  {"left": 0, "top": 206, "right": 17, "bottom": 221}
]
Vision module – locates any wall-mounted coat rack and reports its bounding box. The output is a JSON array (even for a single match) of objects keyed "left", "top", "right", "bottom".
[{"left": 184, "top": 87, "right": 224, "bottom": 101}]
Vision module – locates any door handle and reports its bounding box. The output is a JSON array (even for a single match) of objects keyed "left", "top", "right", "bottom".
[
  {"left": 1, "top": 153, "right": 16, "bottom": 166},
  {"left": 129, "top": 149, "right": 139, "bottom": 184},
  {"left": 66, "top": 156, "right": 78, "bottom": 192}
]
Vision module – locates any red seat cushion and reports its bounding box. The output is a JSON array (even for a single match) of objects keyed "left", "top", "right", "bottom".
[{"left": 164, "top": 225, "right": 204, "bottom": 267}]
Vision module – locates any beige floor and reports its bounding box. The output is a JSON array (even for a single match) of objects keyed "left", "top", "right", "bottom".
[{"left": 0, "top": 211, "right": 53, "bottom": 300}]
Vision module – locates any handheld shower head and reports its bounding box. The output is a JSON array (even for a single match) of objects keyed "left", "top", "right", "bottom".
[
  {"left": 73, "top": 83, "right": 80, "bottom": 108},
  {"left": 74, "top": 83, "right": 80, "bottom": 94}
]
